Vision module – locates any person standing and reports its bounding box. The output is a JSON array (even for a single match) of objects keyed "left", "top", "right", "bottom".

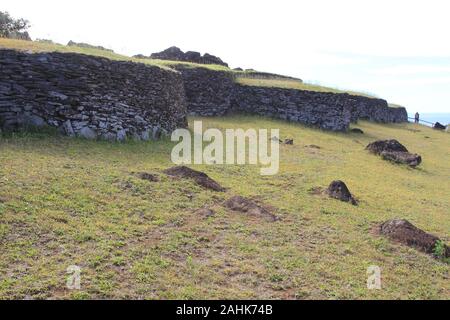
[{"left": 414, "top": 112, "right": 420, "bottom": 124}]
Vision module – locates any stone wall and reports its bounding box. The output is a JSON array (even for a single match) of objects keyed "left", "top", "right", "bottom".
[
  {"left": 0, "top": 49, "right": 187, "bottom": 140},
  {"left": 174, "top": 65, "right": 235, "bottom": 116},
  {"left": 232, "top": 84, "right": 352, "bottom": 131},
  {"left": 176, "top": 66, "right": 407, "bottom": 131},
  {"left": 350, "top": 97, "right": 408, "bottom": 123}
]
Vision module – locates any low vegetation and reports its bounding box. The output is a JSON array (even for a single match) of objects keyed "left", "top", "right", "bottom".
[
  {"left": 0, "top": 116, "right": 448, "bottom": 299},
  {"left": 235, "top": 77, "right": 377, "bottom": 98}
]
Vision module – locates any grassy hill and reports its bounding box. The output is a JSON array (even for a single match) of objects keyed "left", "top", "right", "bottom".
[
  {"left": 0, "top": 117, "right": 449, "bottom": 299},
  {"left": 0, "top": 38, "right": 374, "bottom": 98}
]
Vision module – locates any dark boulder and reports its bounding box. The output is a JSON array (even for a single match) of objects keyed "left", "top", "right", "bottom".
[
  {"left": 379, "top": 219, "right": 449, "bottom": 258},
  {"left": 327, "top": 180, "right": 357, "bottom": 205},
  {"left": 366, "top": 139, "right": 409, "bottom": 154},
  {"left": 433, "top": 122, "right": 446, "bottom": 130},
  {"left": 381, "top": 151, "right": 422, "bottom": 167},
  {"left": 350, "top": 128, "right": 364, "bottom": 134},
  {"left": 150, "top": 46, "right": 185, "bottom": 61},
  {"left": 366, "top": 139, "right": 422, "bottom": 167}
]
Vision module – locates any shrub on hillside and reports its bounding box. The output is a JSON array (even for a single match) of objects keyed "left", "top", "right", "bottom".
[{"left": 0, "top": 11, "right": 30, "bottom": 40}]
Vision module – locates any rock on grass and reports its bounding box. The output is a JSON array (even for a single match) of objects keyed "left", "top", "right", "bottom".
[
  {"left": 366, "top": 139, "right": 422, "bottom": 167},
  {"left": 163, "top": 166, "right": 226, "bottom": 192},
  {"left": 327, "top": 180, "right": 357, "bottom": 205},
  {"left": 378, "top": 219, "right": 449, "bottom": 258},
  {"left": 381, "top": 151, "right": 422, "bottom": 167}
]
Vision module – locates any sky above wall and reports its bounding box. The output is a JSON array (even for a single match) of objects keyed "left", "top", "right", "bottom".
[{"left": 3, "top": 0, "right": 450, "bottom": 113}]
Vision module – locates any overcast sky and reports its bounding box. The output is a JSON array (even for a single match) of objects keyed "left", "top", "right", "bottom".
[{"left": 3, "top": 0, "right": 450, "bottom": 113}]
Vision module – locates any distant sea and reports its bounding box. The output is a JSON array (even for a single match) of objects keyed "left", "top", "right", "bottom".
[{"left": 407, "top": 113, "right": 450, "bottom": 127}]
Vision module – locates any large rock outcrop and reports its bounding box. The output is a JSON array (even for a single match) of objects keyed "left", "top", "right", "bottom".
[
  {"left": 0, "top": 49, "right": 187, "bottom": 140},
  {"left": 150, "top": 46, "right": 228, "bottom": 67}
]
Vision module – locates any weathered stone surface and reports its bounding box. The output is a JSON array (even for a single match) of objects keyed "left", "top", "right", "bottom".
[
  {"left": 381, "top": 151, "right": 422, "bottom": 167},
  {"left": 350, "top": 100, "right": 407, "bottom": 123},
  {"left": 366, "top": 139, "right": 422, "bottom": 167},
  {"left": 366, "top": 139, "right": 409, "bottom": 154},
  {"left": 0, "top": 49, "right": 188, "bottom": 140},
  {"left": 378, "top": 219, "right": 449, "bottom": 257},
  {"left": 232, "top": 85, "right": 353, "bottom": 131},
  {"left": 150, "top": 46, "right": 228, "bottom": 67},
  {"left": 173, "top": 66, "right": 235, "bottom": 117},
  {"left": 327, "top": 180, "right": 357, "bottom": 205}
]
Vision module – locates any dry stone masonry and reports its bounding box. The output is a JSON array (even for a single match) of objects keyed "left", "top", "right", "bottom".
[
  {"left": 0, "top": 49, "right": 408, "bottom": 137},
  {"left": 174, "top": 66, "right": 407, "bottom": 131},
  {"left": 0, "top": 49, "right": 187, "bottom": 141}
]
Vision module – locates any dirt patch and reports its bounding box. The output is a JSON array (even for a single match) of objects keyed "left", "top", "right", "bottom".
[
  {"left": 136, "top": 172, "right": 160, "bottom": 182},
  {"left": 163, "top": 166, "right": 226, "bottom": 192},
  {"left": 377, "top": 219, "right": 449, "bottom": 258},
  {"left": 305, "top": 144, "right": 321, "bottom": 149},
  {"left": 223, "top": 196, "right": 279, "bottom": 222},
  {"left": 308, "top": 186, "right": 325, "bottom": 196},
  {"left": 326, "top": 180, "right": 357, "bottom": 205},
  {"left": 195, "top": 208, "right": 216, "bottom": 218}
]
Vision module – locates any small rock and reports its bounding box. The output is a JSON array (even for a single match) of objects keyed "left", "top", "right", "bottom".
[
  {"left": 284, "top": 139, "right": 294, "bottom": 145},
  {"left": 350, "top": 128, "right": 364, "bottom": 134},
  {"left": 433, "top": 122, "right": 446, "bottom": 130},
  {"left": 327, "top": 180, "right": 357, "bottom": 205}
]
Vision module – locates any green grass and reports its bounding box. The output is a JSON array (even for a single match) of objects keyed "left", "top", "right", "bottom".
[
  {"left": 235, "top": 77, "right": 377, "bottom": 98},
  {"left": 0, "top": 116, "right": 449, "bottom": 300}
]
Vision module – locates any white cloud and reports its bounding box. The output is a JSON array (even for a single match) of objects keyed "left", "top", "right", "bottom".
[{"left": 2, "top": 0, "right": 450, "bottom": 112}]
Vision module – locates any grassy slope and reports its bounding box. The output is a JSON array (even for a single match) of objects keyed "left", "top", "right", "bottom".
[
  {"left": 235, "top": 77, "right": 378, "bottom": 98},
  {"left": 0, "top": 117, "right": 449, "bottom": 300}
]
